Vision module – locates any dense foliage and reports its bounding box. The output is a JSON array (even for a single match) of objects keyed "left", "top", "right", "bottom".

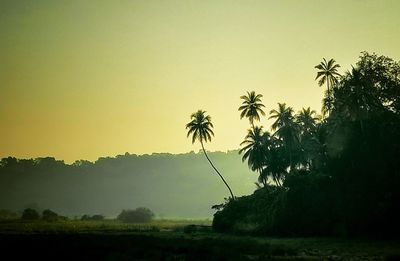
[
  {"left": 213, "top": 52, "right": 400, "bottom": 237},
  {"left": 117, "top": 208, "right": 154, "bottom": 223},
  {"left": 21, "top": 208, "right": 40, "bottom": 221}
]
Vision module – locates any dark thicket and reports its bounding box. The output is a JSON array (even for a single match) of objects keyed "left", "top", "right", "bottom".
[
  {"left": 117, "top": 208, "right": 154, "bottom": 223},
  {"left": 21, "top": 208, "right": 40, "bottom": 221},
  {"left": 81, "top": 214, "right": 104, "bottom": 221},
  {"left": 42, "top": 209, "right": 58, "bottom": 222},
  {"left": 214, "top": 52, "right": 400, "bottom": 237}
]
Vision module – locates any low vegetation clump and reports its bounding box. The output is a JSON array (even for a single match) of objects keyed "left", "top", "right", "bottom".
[
  {"left": 21, "top": 208, "right": 40, "bottom": 221},
  {"left": 117, "top": 208, "right": 154, "bottom": 223},
  {"left": 42, "top": 209, "right": 58, "bottom": 222},
  {"left": 81, "top": 214, "right": 104, "bottom": 221}
]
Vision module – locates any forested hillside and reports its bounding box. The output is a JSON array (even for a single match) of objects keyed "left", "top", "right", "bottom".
[{"left": 0, "top": 151, "right": 255, "bottom": 218}]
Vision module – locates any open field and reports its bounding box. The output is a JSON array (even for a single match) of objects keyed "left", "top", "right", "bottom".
[
  {"left": 1, "top": 220, "right": 400, "bottom": 260},
  {"left": 0, "top": 219, "right": 212, "bottom": 234}
]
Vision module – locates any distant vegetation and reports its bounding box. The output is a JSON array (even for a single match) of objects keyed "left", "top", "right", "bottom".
[
  {"left": 211, "top": 52, "right": 400, "bottom": 237},
  {"left": 0, "top": 151, "right": 255, "bottom": 218},
  {"left": 117, "top": 208, "right": 154, "bottom": 223}
]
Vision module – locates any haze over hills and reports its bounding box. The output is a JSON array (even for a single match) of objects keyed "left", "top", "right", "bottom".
[{"left": 0, "top": 150, "right": 255, "bottom": 218}]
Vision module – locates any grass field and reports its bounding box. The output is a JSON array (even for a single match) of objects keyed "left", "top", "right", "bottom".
[
  {"left": 0, "top": 219, "right": 211, "bottom": 234},
  {"left": 1, "top": 219, "right": 400, "bottom": 260}
]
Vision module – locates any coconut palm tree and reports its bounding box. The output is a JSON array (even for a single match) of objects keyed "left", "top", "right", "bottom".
[
  {"left": 269, "top": 103, "right": 295, "bottom": 132},
  {"left": 238, "top": 91, "right": 266, "bottom": 128},
  {"left": 296, "top": 107, "right": 319, "bottom": 134},
  {"left": 296, "top": 108, "right": 321, "bottom": 169},
  {"left": 269, "top": 103, "right": 299, "bottom": 171},
  {"left": 239, "top": 126, "right": 269, "bottom": 185},
  {"left": 261, "top": 143, "right": 287, "bottom": 187},
  {"left": 315, "top": 58, "right": 341, "bottom": 115},
  {"left": 186, "top": 110, "right": 235, "bottom": 200}
]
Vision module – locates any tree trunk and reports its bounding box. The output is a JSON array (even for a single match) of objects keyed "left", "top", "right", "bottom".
[
  {"left": 327, "top": 79, "right": 331, "bottom": 115},
  {"left": 201, "top": 141, "right": 235, "bottom": 200}
]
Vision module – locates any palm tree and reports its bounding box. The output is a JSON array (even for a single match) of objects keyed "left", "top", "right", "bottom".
[
  {"left": 186, "top": 110, "right": 235, "bottom": 200},
  {"left": 296, "top": 108, "right": 321, "bottom": 169},
  {"left": 238, "top": 91, "right": 266, "bottom": 128},
  {"left": 261, "top": 143, "right": 287, "bottom": 187},
  {"left": 296, "top": 107, "right": 319, "bottom": 134},
  {"left": 239, "top": 126, "right": 269, "bottom": 185},
  {"left": 269, "top": 103, "right": 295, "bottom": 131},
  {"left": 269, "top": 103, "right": 299, "bottom": 170},
  {"left": 315, "top": 58, "right": 341, "bottom": 115}
]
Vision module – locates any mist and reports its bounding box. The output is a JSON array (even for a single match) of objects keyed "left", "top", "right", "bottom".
[{"left": 0, "top": 150, "right": 255, "bottom": 218}]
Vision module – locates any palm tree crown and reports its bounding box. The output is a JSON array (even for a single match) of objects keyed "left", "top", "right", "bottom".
[
  {"left": 239, "top": 126, "right": 267, "bottom": 172},
  {"left": 186, "top": 110, "right": 214, "bottom": 144},
  {"left": 315, "top": 58, "right": 341, "bottom": 87},
  {"left": 296, "top": 107, "right": 319, "bottom": 133},
  {"left": 269, "top": 103, "right": 295, "bottom": 132},
  {"left": 239, "top": 91, "right": 266, "bottom": 126}
]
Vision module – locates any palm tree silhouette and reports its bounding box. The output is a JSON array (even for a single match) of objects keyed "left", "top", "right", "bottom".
[
  {"left": 315, "top": 58, "right": 341, "bottom": 115},
  {"left": 239, "top": 126, "right": 268, "bottom": 185},
  {"left": 296, "top": 107, "right": 320, "bottom": 169},
  {"left": 296, "top": 107, "right": 319, "bottom": 134},
  {"left": 269, "top": 103, "right": 299, "bottom": 170},
  {"left": 238, "top": 91, "right": 266, "bottom": 128},
  {"left": 186, "top": 110, "right": 235, "bottom": 200}
]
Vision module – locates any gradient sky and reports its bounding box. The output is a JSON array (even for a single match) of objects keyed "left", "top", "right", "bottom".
[{"left": 1, "top": 0, "right": 400, "bottom": 163}]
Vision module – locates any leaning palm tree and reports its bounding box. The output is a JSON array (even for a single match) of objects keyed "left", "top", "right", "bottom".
[
  {"left": 315, "top": 58, "right": 341, "bottom": 114},
  {"left": 186, "top": 110, "right": 235, "bottom": 200},
  {"left": 238, "top": 91, "right": 266, "bottom": 128}
]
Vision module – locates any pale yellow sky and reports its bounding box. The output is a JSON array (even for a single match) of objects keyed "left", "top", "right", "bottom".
[{"left": 1, "top": 0, "right": 400, "bottom": 162}]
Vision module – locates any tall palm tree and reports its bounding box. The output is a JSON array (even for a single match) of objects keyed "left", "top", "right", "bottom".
[
  {"left": 296, "top": 108, "right": 320, "bottom": 169},
  {"left": 186, "top": 110, "right": 235, "bottom": 200},
  {"left": 269, "top": 103, "right": 299, "bottom": 170},
  {"left": 315, "top": 58, "right": 341, "bottom": 115},
  {"left": 238, "top": 91, "right": 266, "bottom": 128},
  {"left": 260, "top": 143, "right": 287, "bottom": 187},
  {"left": 239, "top": 126, "right": 269, "bottom": 185}
]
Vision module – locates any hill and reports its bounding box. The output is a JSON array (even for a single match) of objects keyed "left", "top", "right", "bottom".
[{"left": 0, "top": 150, "right": 255, "bottom": 218}]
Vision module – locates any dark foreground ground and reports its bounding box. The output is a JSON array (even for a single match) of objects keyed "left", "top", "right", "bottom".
[{"left": 1, "top": 221, "right": 400, "bottom": 260}]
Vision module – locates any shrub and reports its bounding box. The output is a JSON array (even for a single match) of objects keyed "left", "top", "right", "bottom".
[
  {"left": 21, "top": 208, "right": 40, "bottom": 220},
  {"left": 117, "top": 207, "right": 154, "bottom": 223},
  {"left": 81, "top": 214, "right": 104, "bottom": 221},
  {"left": 42, "top": 209, "right": 58, "bottom": 222}
]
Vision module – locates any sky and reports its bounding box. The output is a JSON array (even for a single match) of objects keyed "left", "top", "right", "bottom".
[{"left": 1, "top": 0, "right": 400, "bottom": 163}]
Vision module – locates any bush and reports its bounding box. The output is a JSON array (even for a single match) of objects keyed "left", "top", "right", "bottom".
[
  {"left": 213, "top": 186, "right": 285, "bottom": 235},
  {"left": 42, "top": 209, "right": 58, "bottom": 222},
  {"left": 81, "top": 214, "right": 104, "bottom": 221},
  {"left": 117, "top": 207, "right": 154, "bottom": 223},
  {"left": 21, "top": 208, "right": 40, "bottom": 220}
]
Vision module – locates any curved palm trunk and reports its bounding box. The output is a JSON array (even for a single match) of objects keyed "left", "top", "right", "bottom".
[{"left": 200, "top": 141, "right": 235, "bottom": 200}]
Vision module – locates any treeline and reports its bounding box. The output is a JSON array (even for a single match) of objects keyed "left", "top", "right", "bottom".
[
  {"left": 213, "top": 52, "right": 400, "bottom": 237},
  {"left": 0, "top": 151, "right": 255, "bottom": 218}
]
